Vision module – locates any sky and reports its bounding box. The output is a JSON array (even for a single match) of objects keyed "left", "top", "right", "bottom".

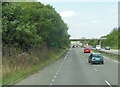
[{"left": 37, "top": 0, "right": 118, "bottom": 39}]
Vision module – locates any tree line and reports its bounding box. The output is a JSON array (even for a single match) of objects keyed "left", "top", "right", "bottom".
[
  {"left": 2, "top": 2, "right": 70, "bottom": 51},
  {"left": 87, "top": 28, "right": 119, "bottom": 49}
]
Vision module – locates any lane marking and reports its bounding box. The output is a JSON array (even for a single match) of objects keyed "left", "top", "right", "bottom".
[
  {"left": 113, "top": 60, "right": 118, "bottom": 63},
  {"left": 105, "top": 80, "right": 112, "bottom": 87},
  {"left": 56, "top": 73, "right": 58, "bottom": 75},
  {"left": 50, "top": 49, "right": 70, "bottom": 86},
  {"left": 103, "top": 56, "right": 118, "bottom": 63},
  {"left": 64, "top": 50, "right": 70, "bottom": 60},
  {"left": 54, "top": 76, "right": 56, "bottom": 79},
  {"left": 93, "top": 68, "right": 98, "bottom": 71},
  {"left": 103, "top": 56, "right": 109, "bottom": 59},
  {"left": 64, "top": 54, "right": 68, "bottom": 60},
  {"left": 52, "top": 79, "right": 55, "bottom": 82},
  {"left": 50, "top": 83, "right": 53, "bottom": 86}
]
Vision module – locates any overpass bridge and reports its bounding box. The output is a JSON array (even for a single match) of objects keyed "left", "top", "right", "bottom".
[{"left": 70, "top": 38, "right": 106, "bottom": 46}]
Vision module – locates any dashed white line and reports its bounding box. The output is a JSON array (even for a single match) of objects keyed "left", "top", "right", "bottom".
[
  {"left": 50, "top": 83, "right": 53, "bottom": 86},
  {"left": 54, "top": 76, "right": 56, "bottom": 79},
  {"left": 93, "top": 68, "right": 98, "bottom": 71},
  {"left": 56, "top": 73, "right": 58, "bottom": 75},
  {"left": 52, "top": 79, "right": 55, "bottom": 82},
  {"left": 50, "top": 49, "right": 70, "bottom": 86},
  {"left": 64, "top": 51, "right": 69, "bottom": 60},
  {"left": 105, "top": 80, "right": 112, "bottom": 87},
  {"left": 64, "top": 54, "right": 67, "bottom": 60}
]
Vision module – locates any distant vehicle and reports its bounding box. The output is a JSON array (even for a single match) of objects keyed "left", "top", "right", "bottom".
[
  {"left": 93, "top": 46, "right": 96, "bottom": 48},
  {"left": 96, "top": 45, "right": 101, "bottom": 50},
  {"left": 72, "top": 45, "right": 75, "bottom": 48},
  {"left": 76, "top": 45, "right": 79, "bottom": 47},
  {"left": 84, "top": 48, "right": 91, "bottom": 53},
  {"left": 88, "top": 53, "right": 104, "bottom": 64},
  {"left": 105, "top": 46, "right": 110, "bottom": 50}
]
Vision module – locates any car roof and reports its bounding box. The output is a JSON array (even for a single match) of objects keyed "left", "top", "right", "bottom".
[{"left": 92, "top": 53, "right": 101, "bottom": 55}]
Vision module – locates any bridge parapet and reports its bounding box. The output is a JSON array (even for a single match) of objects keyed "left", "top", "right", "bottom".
[
  {"left": 70, "top": 38, "right": 106, "bottom": 41},
  {"left": 70, "top": 38, "right": 106, "bottom": 46}
]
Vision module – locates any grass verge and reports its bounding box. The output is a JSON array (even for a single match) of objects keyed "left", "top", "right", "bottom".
[
  {"left": 91, "top": 49, "right": 119, "bottom": 61},
  {"left": 2, "top": 48, "right": 69, "bottom": 86}
]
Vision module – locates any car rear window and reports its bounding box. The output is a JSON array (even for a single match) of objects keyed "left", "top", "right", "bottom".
[
  {"left": 85, "top": 48, "right": 89, "bottom": 50},
  {"left": 93, "top": 54, "right": 101, "bottom": 57}
]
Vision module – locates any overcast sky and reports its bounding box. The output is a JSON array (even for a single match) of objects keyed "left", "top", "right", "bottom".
[{"left": 37, "top": 0, "right": 118, "bottom": 39}]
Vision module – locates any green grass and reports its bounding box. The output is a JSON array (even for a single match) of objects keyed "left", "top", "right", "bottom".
[
  {"left": 2, "top": 48, "right": 69, "bottom": 86},
  {"left": 101, "top": 46, "right": 118, "bottom": 50},
  {"left": 91, "top": 49, "right": 119, "bottom": 61}
]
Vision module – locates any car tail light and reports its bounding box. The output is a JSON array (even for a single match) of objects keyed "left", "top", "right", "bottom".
[
  {"left": 101, "top": 59, "right": 103, "bottom": 60},
  {"left": 91, "top": 59, "right": 94, "bottom": 60}
]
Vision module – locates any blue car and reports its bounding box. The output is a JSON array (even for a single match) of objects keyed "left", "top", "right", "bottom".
[{"left": 88, "top": 53, "right": 104, "bottom": 64}]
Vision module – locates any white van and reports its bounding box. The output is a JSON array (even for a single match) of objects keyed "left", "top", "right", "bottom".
[{"left": 96, "top": 45, "right": 101, "bottom": 50}]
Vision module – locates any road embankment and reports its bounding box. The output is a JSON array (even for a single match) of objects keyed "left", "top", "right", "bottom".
[
  {"left": 91, "top": 49, "right": 119, "bottom": 62},
  {"left": 2, "top": 47, "right": 69, "bottom": 86}
]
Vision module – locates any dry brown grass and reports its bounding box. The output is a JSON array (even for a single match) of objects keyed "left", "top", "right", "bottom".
[{"left": 2, "top": 45, "right": 68, "bottom": 85}]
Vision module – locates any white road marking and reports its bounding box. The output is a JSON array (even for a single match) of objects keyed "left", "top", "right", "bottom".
[
  {"left": 64, "top": 54, "right": 67, "bottom": 60},
  {"left": 93, "top": 68, "right": 98, "bottom": 71},
  {"left": 103, "top": 56, "right": 109, "bottom": 59},
  {"left": 56, "top": 73, "right": 58, "bottom": 75},
  {"left": 105, "top": 80, "right": 112, "bottom": 87},
  {"left": 54, "top": 76, "right": 56, "bottom": 79},
  {"left": 52, "top": 79, "right": 55, "bottom": 82},
  {"left": 64, "top": 50, "right": 70, "bottom": 60},
  {"left": 50, "top": 49, "right": 70, "bottom": 86},
  {"left": 103, "top": 56, "right": 118, "bottom": 63},
  {"left": 113, "top": 60, "right": 118, "bottom": 63},
  {"left": 50, "top": 83, "right": 53, "bottom": 86}
]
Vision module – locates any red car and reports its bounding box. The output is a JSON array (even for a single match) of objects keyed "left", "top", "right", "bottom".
[{"left": 84, "top": 48, "right": 91, "bottom": 53}]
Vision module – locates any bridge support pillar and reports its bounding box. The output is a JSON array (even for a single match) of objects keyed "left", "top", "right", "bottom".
[
  {"left": 98, "top": 40, "right": 102, "bottom": 46},
  {"left": 82, "top": 41, "right": 84, "bottom": 47}
]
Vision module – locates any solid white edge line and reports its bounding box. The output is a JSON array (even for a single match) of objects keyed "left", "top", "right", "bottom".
[
  {"left": 113, "top": 60, "right": 118, "bottom": 63},
  {"left": 105, "top": 80, "right": 112, "bottom": 87}
]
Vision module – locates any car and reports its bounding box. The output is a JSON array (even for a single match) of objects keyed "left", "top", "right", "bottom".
[
  {"left": 96, "top": 45, "right": 101, "bottom": 50},
  {"left": 76, "top": 45, "right": 79, "bottom": 47},
  {"left": 84, "top": 48, "right": 91, "bottom": 53},
  {"left": 72, "top": 45, "right": 75, "bottom": 48},
  {"left": 88, "top": 53, "right": 104, "bottom": 64},
  {"left": 93, "top": 46, "right": 96, "bottom": 48},
  {"left": 105, "top": 46, "right": 110, "bottom": 50}
]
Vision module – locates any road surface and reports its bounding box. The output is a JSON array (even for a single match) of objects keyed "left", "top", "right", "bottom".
[{"left": 15, "top": 47, "right": 118, "bottom": 86}]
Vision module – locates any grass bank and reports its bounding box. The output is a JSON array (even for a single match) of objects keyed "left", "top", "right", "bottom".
[
  {"left": 2, "top": 47, "right": 69, "bottom": 85},
  {"left": 91, "top": 49, "right": 119, "bottom": 61}
]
